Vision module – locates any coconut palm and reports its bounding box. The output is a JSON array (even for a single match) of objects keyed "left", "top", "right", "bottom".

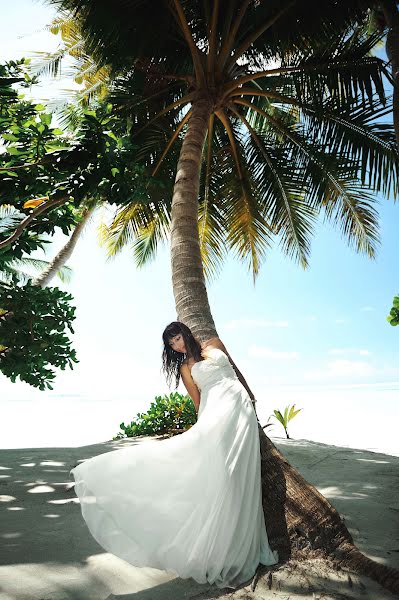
[
  {"left": 0, "top": 204, "right": 72, "bottom": 284},
  {"left": 32, "top": 203, "right": 95, "bottom": 287},
  {"left": 371, "top": 1, "right": 399, "bottom": 147},
  {"left": 46, "top": 0, "right": 399, "bottom": 592},
  {"left": 0, "top": 255, "right": 71, "bottom": 285}
]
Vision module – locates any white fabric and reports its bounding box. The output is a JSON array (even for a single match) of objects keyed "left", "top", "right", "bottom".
[{"left": 71, "top": 347, "right": 278, "bottom": 589}]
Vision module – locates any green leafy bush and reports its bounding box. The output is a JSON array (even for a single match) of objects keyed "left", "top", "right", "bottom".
[
  {"left": 0, "top": 280, "right": 78, "bottom": 389},
  {"left": 115, "top": 392, "right": 197, "bottom": 439},
  {"left": 387, "top": 294, "right": 399, "bottom": 326}
]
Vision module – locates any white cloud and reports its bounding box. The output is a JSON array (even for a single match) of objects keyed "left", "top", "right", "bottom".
[
  {"left": 224, "top": 318, "right": 289, "bottom": 330},
  {"left": 334, "top": 318, "right": 347, "bottom": 324},
  {"left": 249, "top": 346, "right": 299, "bottom": 360},
  {"left": 361, "top": 306, "right": 374, "bottom": 312},
  {"left": 304, "top": 359, "right": 376, "bottom": 380},
  {"left": 328, "top": 348, "right": 371, "bottom": 357}
]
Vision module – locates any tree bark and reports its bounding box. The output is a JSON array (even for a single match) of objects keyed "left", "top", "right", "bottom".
[
  {"left": 170, "top": 97, "right": 399, "bottom": 595},
  {"left": 170, "top": 97, "right": 218, "bottom": 339},
  {"left": 32, "top": 205, "right": 94, "bottom": 288},
  {"left": 382, "top": 0, "right": 399, "bottom": 150}
]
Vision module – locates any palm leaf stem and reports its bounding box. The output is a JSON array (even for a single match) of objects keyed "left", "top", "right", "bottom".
[
  {"left": 172, "top": 0, "right": 206, "bottom": 85},
  {"left": 207, "top": 0, "right": 220, "bottom": 84},
  {"left": 151, "top": 108, "right": 193, "bottom": 177},
  {"left": 223, "top": 59, "right": 386, "bottom": 97},
  {"left": 225, "top": 0, "right": 297, "bottom": 71},
  {"left": 218, "top": 0, "right": 252, "bottom": 71},
  {"left": 226, "top": 87, "right": 300, "bottom": 105},
  {"left": 134, "top": 92, "right": 195, "bottom": 137}
]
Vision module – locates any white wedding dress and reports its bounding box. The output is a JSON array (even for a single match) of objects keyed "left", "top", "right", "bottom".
[{"left": 71, "top": 347, "right": 278, "bottom": 589}]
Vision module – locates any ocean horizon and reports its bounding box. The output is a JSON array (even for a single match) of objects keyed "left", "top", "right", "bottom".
[{"left": 1, "top": 382, "right": 398, "bottom": 457}]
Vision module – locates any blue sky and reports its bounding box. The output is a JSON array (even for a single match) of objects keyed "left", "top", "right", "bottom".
[{"left": 0, "top": 1, "right": 398, "bottom": 451}]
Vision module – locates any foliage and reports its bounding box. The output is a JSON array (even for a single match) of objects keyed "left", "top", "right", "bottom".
[
  {"left": 0, "top": 60, "right": 163, "bottom": 259},
  {"left": 0, "top": 205, "right": 72, "bottom": 284},
  {"left": 0, "top": 280, "right": 78, "bottom": 389},
  {"left": 46, "top": 1, "right": 398, "bottom": 281},
  {"left": 387, "top": 294, "right": 399, "bottom": 326},
  {"left": 270, "top": 404, "right": 302, "bottom": 439},
  {"left": 0, "top": 60, "right": 169, "bottom": 388},
  {"left": 115, "top": 392, "right": 197, "bottom": 439}
]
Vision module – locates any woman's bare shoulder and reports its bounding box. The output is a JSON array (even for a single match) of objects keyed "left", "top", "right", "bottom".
[
  {"left": 201, "top": 337, "right": 227, "bottom": 352},
  {"left": 180, "top": 358, "right": 195, "bottom": 371},
  {"left": 201, "top": 337, "right": 228, "bottom": 358},
  {"left": 180, "top": 361, "right": 189, "bottom": 374}
]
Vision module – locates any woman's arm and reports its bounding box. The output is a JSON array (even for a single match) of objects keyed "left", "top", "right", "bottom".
[
  {"left": 180, "top": 364, "right": 201, "bottom": 414},
  {"left": 203, "top": 337, "right": 256, "bottom": 403}
]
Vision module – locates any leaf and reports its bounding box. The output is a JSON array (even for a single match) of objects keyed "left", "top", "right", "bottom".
[
  {"left": 288, "top": 405, "right": 302, "bottom": 421},
  {"left": 40, "top": 113, "right": 52, "bottom": 126},
  {"left": 283, "top": 405, "right": 289, "bottom": 425},
  {"left": 272, "top": 409, "right": 285, "bottom": 426},
  {"left": 6, "top": 147, "right": 20, "bottom": 155},
  {"left": 23, "top": 197, "right": 49, "bottom": 209}
]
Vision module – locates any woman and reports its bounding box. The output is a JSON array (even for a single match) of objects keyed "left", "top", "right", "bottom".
[{"left": 71, "top": 321, "right": 278, "bottom": 590}]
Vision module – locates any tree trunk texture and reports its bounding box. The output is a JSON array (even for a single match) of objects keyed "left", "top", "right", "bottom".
[
  {"left": 383, "top": 0, "right": 399, "bottom": 150},
  {"left": 170, "top": 98, "right": 399, "bottom": 596},
  {"left": 170, "top": 97, "right": 218, "bottom": 340},
  {"left": 259, "top": 427, "right": 399, "bottom": 594},
  {"left": 32, "top": 206, "right": 94, "bottom": 288}
]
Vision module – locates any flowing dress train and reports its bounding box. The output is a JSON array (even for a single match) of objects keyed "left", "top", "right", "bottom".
[{"left": 71, "top": 347, "right": 278, "bottom": 589}]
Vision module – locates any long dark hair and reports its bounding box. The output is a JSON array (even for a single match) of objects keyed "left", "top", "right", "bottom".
[{"left": 161, "top": 321, "right": 203, "bottom": 388}]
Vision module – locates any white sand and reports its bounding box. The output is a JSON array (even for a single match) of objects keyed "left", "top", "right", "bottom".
[{"left": 0, "top": 436, "right": 398, "bottom": 600}]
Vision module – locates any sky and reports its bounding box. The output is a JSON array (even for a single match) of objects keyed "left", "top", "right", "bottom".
[{"left": 0, "top": 1, "right": 398, "bottom": 453}]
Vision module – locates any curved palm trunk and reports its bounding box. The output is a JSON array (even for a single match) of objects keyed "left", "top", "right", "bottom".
[
  {"left": 32, "top": 206, "right": 94, "bottom": 288},
  {"left": 170, "top": 97, "right": 217, "bottom": 338},
  {"left": 170, "top": 98, "right": 399, "bottom": 594},
  {"left": 382, "top": 0, "right": 399, "bottom": 150}
]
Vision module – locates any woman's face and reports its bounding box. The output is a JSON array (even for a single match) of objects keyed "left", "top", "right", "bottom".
[{"left": 168, "top": 332, "right": 186, "bottom": 354}]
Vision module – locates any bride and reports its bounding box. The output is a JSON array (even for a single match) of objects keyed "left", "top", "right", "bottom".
[{"left": 71, "top": 321, "right": 278, "bottom": 589}]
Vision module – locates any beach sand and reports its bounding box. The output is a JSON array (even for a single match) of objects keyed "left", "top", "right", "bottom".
[{"left": 0, "top": 436, "right": 398, "bottom": 600}]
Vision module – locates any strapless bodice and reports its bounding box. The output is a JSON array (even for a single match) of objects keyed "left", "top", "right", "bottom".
[{"left": 191, "top": 347, "right": 238, "bottom": 391}]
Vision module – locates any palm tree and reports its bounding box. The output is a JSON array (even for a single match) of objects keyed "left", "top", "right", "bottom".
[
  {"left": 32, "top": 203, "right": 95, "bottom": 287},
  {"left": 46, "top": 0, "right": 399, "bottom": 592},
  {"left": 376, "top": 1, "right": 399, "bottom": 147},
  {"left": 0, "top": 204, "right": 72, "bottom": 284}
]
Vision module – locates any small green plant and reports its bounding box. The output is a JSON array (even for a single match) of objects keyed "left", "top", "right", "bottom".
[
  {"left": 114, "top": 391, "right": 197, "bottom": 439},
  {"left": 387, "top": 294, "right": 399, "bottom": 326},
  {"left": 270, "top": 404, "right": 302, "bottom": 439},
  {"left": 0, "top": 279, "right": 78, "bottom": 389}
]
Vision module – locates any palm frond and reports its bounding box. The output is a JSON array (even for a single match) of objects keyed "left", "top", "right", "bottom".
[
  {"left": 0, "top": 204, "right": 25, "bottom": 234},
  {"left": 213, "top": 111, "right": 273, "bottom": 279},
  {"left": 231, "top": 107, "right": 316, "bottom": 267},
  {"left": 132, "top": 204, "right": 170, "bottom": 267},
  {"left": 0, "top": 256, "right": 72, "bottom": 284}
]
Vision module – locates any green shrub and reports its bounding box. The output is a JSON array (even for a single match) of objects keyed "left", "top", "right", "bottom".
[
  {"left": 0, "top": 280, "right": 78, "bottom": 389},
  {"left": 114, "top": 391, "right": 197, "bottom": 439},
  {"left": 387, "top": 294, "right": 399, "bottom": 326}
]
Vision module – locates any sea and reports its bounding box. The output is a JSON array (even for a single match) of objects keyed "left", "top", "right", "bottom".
[{"left": 1, "top": 383, "right": 398, "bottom": 456}]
